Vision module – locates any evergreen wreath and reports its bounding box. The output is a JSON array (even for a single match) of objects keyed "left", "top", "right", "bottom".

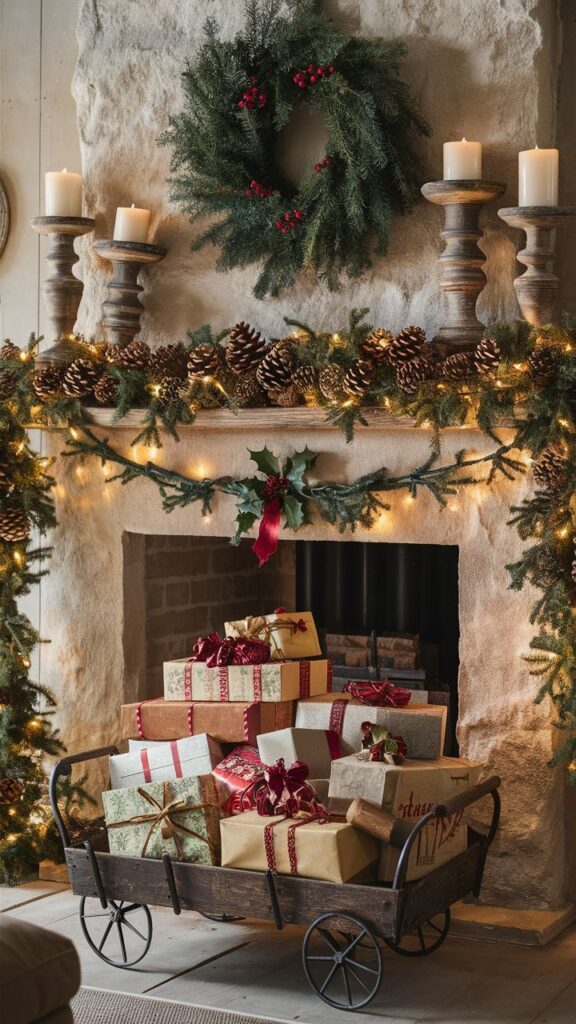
[{"left": 164, "top": 0, "right": 429, "bottom": 298}]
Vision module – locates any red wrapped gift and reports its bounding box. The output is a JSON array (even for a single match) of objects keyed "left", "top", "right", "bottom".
[{"left": 212, "top": 745, "right": 265, "bottom": 814}]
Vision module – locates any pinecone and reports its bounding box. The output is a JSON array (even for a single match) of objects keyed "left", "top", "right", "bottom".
[
  {"left": 256, "top": 343, "right": 294, "bottom": 393},
  {"left": 226, "top": 322, "right": 268, "bottom": 375},
  {"left": 343, "top": 359, "right": 373, "bottom": 397},
  {"left": 149, "top": 343, "right": 188, "bottom": 380},
  {"left": 533, "top": 446, "right": 568, "bottom": 491},
  {"left": 0, "top": 776, "right": 24, "bottom": 804},
  {"left": 528, "top": 346, "right": 558, "bottom": 385},
  {"left": 107, "top": 340, "right": 151, "bottom": 370},
  {"left": 32, "top": 366, "right": 65, "bottom": 401},
  {"left": 62, "top": 359, "right": 99, "bottom": 398},
  {"left": 0, "top": 370, "right": 16, "bottom": 400},
  {"left": 473, "top": 337, "right": 501, "bottom": 375},
  {"left": 93, "top": 373, "right": 119, "bottom": 406},
  {"left": 156, "top": 376, "right": 183, "bottom": 406},
  {"left": 0, "top": 456, "right": 13, "bottom": 494},
  {"left": 319, "top": 363, "right": 346, "bottom": 401},
  {"left": 534, "top": 547, "right": 563, "bottom": 588},
  {"left": 0, "top": 507, "right": 30, "bottom": 542},
  {"left": 361, "top": 328, "right": 394, "bottom": 364},
  {"left": 268, "top": 385, "right": 302, "bottom": 407},
  {"left": 187, "top": 344, "right": 221, "bottom": 380},
  {"left": 231, "top": 373, "right": 266, "bottom": 408},
  {"left": 387, "top": 326, "right": 426, "bottom": 367},
  {"left": 395, "top": 354, "right": 435, "bottom": 394},
  {"left": 441, "top": 351, "right": 476, "bottom": 380},
  {"left": 292, "top": 365, "right": 319, "bottom": 393},
  {"left": 0, "top": 341, "right": 21, "bottom": 362}
]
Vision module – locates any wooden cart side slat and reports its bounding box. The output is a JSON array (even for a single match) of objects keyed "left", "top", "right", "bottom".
[{"left": 400, "top": 844, "right": 482, "bottom": 934}]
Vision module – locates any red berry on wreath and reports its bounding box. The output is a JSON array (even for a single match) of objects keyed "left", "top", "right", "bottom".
[
  {"left": 294, "top": 210, "right": 302, "bottom": 219},
  {"left": 314, "top": 162, "right": 322, "bottom": 172},
  {"left": 238, "top": 100, "right": 245, "bottom": 108},
  {"left": 317, "top": 67, "right": 324, "bottom": 75},
  {"left": 284, "top": 212, "right": 291, "bottom": 221},
  {"left": 310, "top": 74, "right": 317, "bottom": 84},
  {"left": 328, "top": 65, "right": 334, "bottom": 73}
]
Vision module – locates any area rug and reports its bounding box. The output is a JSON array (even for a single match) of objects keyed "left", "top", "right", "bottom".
[{"left": 71, "top": 987, "right": 290, "bottom": 1024}]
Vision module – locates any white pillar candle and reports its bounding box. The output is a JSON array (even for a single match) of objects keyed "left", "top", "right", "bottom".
[
  {"left": 113, "top": 204, "right": 151, "bottom": 243},
  {"left": 518, "top": 147, "right": 559, "bottom": 207},
  {"left": 443, "top": 138, "right": 482, "bottom": 180},
  {"left": 45, "top": 169, "right": 82, "bottom": 217}
]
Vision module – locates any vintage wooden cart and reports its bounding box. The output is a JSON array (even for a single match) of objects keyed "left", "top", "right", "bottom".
[{"left": 50, "top": 747, "right": 501, "bottom": 1012}]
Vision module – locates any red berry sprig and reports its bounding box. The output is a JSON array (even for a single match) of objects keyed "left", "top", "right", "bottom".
[
  {"left": 314, "top": 155, "right": 332, "bottom": 173},
  {"left": 275, "top": 209, "right": 304, "bottom": 234},
  {"left": 238, "top": 76, "right": 268, "bottom": 110},
  {"left": 245, "top": 180, "right": 273, "bottom": 199},
  {"left": 293, "top": 64, "right": 335, "bottom": 90}
]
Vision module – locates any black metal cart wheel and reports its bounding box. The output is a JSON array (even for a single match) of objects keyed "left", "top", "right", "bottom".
[
  {"left": 199, "top": 912, "right": 246, "bottom": 923},
  {"left": 79, "top": 897, "right": 153, "bottom": 968},
  {"left": 384, "top": 908, "right": 450, "bottom": 957},
  {"left": 302, "top": 912, "right": 383, "bottom": 1011}
]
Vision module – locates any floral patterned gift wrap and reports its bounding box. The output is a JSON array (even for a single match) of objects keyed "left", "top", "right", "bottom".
[{"left": 102, "top": 775, "right": 222, "bottom": 864}]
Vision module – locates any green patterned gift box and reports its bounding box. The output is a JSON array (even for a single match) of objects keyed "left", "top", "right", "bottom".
[{"left": 102, "top": 775, "right": 221, "bottom": 864}]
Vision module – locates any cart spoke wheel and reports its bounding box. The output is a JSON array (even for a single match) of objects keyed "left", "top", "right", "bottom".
[
  {"left": 79, "top": 896, "right": 152, "bottom": 968},
  {"left": 198, "top": 912, "right": 245, "bottom": 923},
  {"left": 384, "top": 909, "right": 451, "bottom": 957},
  {"left": 303, "top": 912, "right": 383, "bottom": 1010}
]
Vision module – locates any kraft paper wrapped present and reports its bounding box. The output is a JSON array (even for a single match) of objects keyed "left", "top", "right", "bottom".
[
  {"left": 309, "top": 779, "right": 329, "bottom": 804},
  {"left": 212, "top": 745, "right": 265, "bottom": 814},
  {"left": 328, "top": 753, "right": 482, "bottom": 881},
  {"left": 257, "top": 727, "right": 341, "bottom": 780},
  {"left": 121, "top": 699, "right": 295, "bottom": 746},
  {"left": 103, "top": 774, "right": 222, "bottom": 864},
  {"left": 224, "top": 611, "right": 321, "bottom": 661},
  {"left": 220, "top": 809, "right": 379, "bottom": 883},
  {"left": 295, "top": 693, "right": 446, "bottom": 759},
  {"left": 163, "top": 658, "right": 332, "bottom": 702},
  {"left": 109, "top": 735, "right": 223, "bottom": 790}
]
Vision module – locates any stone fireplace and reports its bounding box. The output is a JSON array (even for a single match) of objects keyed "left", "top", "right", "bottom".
[{"left": 39, "top": 409, "right": 575, "bottom": 912}]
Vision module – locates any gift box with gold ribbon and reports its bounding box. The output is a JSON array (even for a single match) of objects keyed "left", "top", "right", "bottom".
[
  {"left": 102, "top": 775, "right": 222, "bottom": 863},
  {"left": 224, "top": 610, "right": 321, "bottom": 661}
]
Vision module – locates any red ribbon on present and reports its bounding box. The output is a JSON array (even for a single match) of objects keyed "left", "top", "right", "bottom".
[
  {"left": 343, "top": 679, "right": 412, "bottom": 708},
  {"left": 255, "top": 758, "right": 329, "bottom": 820},
  {"left": 191, "top": 632, "right": 270, "bottom": 667},
  {"left": 252, "top": 476, "right": 289, "bottom": 567}
]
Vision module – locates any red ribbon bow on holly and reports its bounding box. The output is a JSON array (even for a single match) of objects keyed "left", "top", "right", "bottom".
[
  {"left": 255, "top": 758, "right": 329, "bottom": 819},
  {"left": 343, "top": 679, "right": 412, "bottom": 708},
  {"left": 361, "top": 723, "right": 408, "bottom": 765},
  {"left": 252, "top": 475, "right": 290, "bottom": 567}
]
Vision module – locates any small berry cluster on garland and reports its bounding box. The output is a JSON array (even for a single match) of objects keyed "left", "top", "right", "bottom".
[{"left": 163, "top": 0, "right": 428, "bottom": 297}]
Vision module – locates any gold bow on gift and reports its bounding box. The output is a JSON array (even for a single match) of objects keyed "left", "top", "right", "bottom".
[
  {"left": 231, "top": 614, "right": 306, "bottom": 656},
  {"left": 109, "top": 779, "right": 220, "bottom": 862}
]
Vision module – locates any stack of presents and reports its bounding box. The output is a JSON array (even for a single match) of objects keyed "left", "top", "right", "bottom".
[{"left": 104, "top": 610, "right": 481, "bottom": 885}]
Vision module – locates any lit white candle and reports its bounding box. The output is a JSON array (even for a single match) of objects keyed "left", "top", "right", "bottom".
[
  {"left": 443, "top": 138, "right": 482, "bottom": 180},
  {"left": 113, "top": 204, "right": 151, "bottom": 243},
  {"left": 518, "top": 147, "right": 558, "bottom": 206},
  {"left": 45, "top": 169, "right": 82, "bottom": 216}
]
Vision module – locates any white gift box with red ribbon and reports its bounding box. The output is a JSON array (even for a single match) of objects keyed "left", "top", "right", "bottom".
[
  {"left": 163, "top": 657, "right": 332, "bottom": 703},
  {"left": 109, "top": 734, "right": 223, "bottom": 790}
]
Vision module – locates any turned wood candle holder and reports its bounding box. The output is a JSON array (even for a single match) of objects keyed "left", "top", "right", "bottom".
[
  {"left": 497, "top": 206, "right": 576, "bottom": 326},
  {"left": 93, "top": 239, "right": 165, "bottom": 348},
  {"left": 31, "top": 215, "right": 95, "bottom": 365},
  {"left": 422, "top": 180, "right": 507, "bottom": 350}
]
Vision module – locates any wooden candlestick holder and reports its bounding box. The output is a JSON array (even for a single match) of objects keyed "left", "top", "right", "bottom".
[
  {"left": 31, "top": 215, "right": 95, "bottom": 365},
  {"left": 93, "top": 239, "right": 165, "bottom": 348},
  {"left": 497, "top": 206, "right": 576, "bottom": 326},
  {"left": 421, "top": 180, "right": 506, "bottom": 350}
]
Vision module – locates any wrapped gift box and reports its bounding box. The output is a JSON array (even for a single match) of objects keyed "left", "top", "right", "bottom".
[
  {"left": 257, "top": 727, "right": 341, "bottom": 779},
  {"left": 109, "top": 735, "right": 222, "bottom": 790},
  {"left": 224, "top": 611, "right": 321, "bottom": 661},
  {"left": 212, "top": 745, "right": 265, "bottom": 814},
  {"left": 329, "top": 753, "right": 482, "bottom": 881},
  {"left": 121, "top": 699, "right": 295, "bottom": 746},
  {"left": 295, "top": 693, "right": 446, "bottom": 759},
  {"left": 309, "top": 779, "right": 329, "bottom": 804},
  {"left": 220, "top": 809, "right": 379, "bottom": 883},
  {"left": 163, "top": 658, "right": 331, "bottom": 703},
  {"left": 103, "top": 774, "right": 222, "bottom": 863}
]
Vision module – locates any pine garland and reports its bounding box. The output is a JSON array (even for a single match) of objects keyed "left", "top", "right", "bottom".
[{"left": 162, "top": 0, "right": 429, "bottom": 297}]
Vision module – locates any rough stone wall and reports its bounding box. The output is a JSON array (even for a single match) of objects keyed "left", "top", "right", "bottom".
[
  {"left": 145, "top": 536, "right": 296, "bottom": 696},
  {"left": 73, "top": 0, "right": 564, "bottom": 345}
]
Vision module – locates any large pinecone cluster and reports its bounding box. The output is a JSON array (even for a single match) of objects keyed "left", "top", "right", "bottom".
[
  {"left": 533, "top": 446, "right": 568, "bottom": 491},
  {"left": 319, "top": 363, "right": 345, "bottom": 401},
  {"left": 0, "top": 776, "right": 24, "bottom": 804},
  {"left": 387, "top": 326, "right": 426, "bottom": 367},
  {"left": 62, "top": 359, "right": 99, "bottom": 398},
  {"left": 0, "top": 506, "right": 30, "bottom": 543},
  {"left": 107, "top": 340, "right": 151, "bottom": 371},
  {"left": 226, "top": 322, "right": 268, "bottom": 375},
  {"left": 361, "top": 328, "right": 393, "bottom": 365},
  {"left": 32, "top": 366, "right": 65, "bottom": 401},
  {"left": 395, "top": 354, "right": 435, "bottom": 394},
  {"left": 187, "top": 344, "right": 221, "bottom": 380},
  {"left": 256, "top": 342, "right": 294, "bottom": 395},
  {"left": 149, "top": 343, "right": 188, "bottom": 381},
  {"left": 528, "top": 346, "right": 558, "bottom": 385},
  {"left": 343, "top": 360, "right": 372, "bottom": 398}
]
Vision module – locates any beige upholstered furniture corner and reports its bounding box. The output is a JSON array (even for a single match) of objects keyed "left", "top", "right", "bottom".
[{"left": 0, "top": 917, "right": 80, "bottom": 1024}]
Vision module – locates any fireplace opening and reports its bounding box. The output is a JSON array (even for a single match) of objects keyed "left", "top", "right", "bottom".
[{"left": 141, "top": 536, "right": 459, "bottom": 753}]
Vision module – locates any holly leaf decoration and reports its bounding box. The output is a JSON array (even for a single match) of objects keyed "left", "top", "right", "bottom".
[
  {"left": 284, "top": 447, "right": 318, "bottom": 493},
  {"left": 231, "top": 510, "right": 259, "bottom": 546},
  {"left": 249, "top": 447, "right": 281, "bottom": 477},
  {"left": 283, "top": 493, "right": 305, "bottom": 531}
]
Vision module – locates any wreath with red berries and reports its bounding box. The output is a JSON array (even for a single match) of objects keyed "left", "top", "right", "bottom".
[{"left": 164, "top": 0, "right": 428, "bottom": 299}]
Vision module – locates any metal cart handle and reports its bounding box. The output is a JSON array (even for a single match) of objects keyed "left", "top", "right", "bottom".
[
  {"left": 391, "top": 774, "right": 501, "bottom": 891},
  {"left": 50, "top": 745, "right": 118, "bottom": 848}
]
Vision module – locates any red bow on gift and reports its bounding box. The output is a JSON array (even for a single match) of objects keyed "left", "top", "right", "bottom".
[
  {"left": 343, "top": 679, "right": 412, "bottom": 708},
  {"left": 255, "top": 758, "right": 329, "bottom": 819},
  {"left": 192, "top": 632, "right": 270, "bottom": 667},
  {"left": 361, "top": 722, "right": 408, "bottom": 765}
]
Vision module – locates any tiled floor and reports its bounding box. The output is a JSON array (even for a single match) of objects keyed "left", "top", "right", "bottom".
[{"left": 2, "top": 882, "right": 576, "bottom": 1023}]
